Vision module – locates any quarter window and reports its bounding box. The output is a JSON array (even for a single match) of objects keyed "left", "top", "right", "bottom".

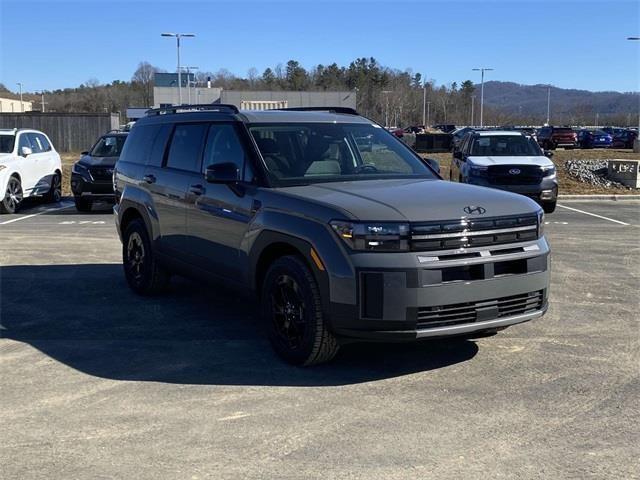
[{"left": 166, "top": 123, "right": 208, "bottom": 172}]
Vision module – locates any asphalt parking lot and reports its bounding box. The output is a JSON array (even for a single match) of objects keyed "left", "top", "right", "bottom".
[{"left": 1, "top": 199, "right": 638, "bottom": 479}]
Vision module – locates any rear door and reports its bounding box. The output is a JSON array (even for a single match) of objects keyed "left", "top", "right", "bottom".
[
  {"left": 144, "top": 122, "right": 209, "bottom": 257},
  {"left": 185, "top": 122, "right": 256, "bottom": 280}
]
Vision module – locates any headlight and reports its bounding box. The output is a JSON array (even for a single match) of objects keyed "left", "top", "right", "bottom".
[
  {"left": 330, "top": 220, "right": 410, "bottom": 252},
  {"left": 72, "top": 163, "right": 89, "bottom": 175},
  {"left": 469, "top": 165, "right": 488, "bottom": 177},
  {"left": 537, "top": 210, "right": 545, "bottom": 236},
  {"left": 541, "top": 165, "right": 556, "bottom": 177}
]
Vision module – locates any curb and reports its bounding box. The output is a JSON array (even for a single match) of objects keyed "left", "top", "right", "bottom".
[{"left": 558, "top": 194, "right": 640, "bottom": 200}]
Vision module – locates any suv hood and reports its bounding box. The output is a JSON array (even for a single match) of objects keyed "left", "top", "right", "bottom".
[
  {"left": 78, "top": 154, "right": 119, "bottom": 167},
  {"left": 277, "top": 179, "right": 540, "bottom": 222},
  {"left": 468, "top": 155, "right": 553, "bottom": 167}
]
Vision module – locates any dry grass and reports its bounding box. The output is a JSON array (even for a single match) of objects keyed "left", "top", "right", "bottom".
[
  {"left": 60, "top": 152, "right": 81, "bottom": 196},
  {"left": 420, "top": 148, "right": 640, "bottom": 195}
]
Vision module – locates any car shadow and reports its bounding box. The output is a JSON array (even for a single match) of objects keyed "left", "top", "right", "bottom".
[{"left": 0, "top": 264, "right": 478, "bottom": 386}]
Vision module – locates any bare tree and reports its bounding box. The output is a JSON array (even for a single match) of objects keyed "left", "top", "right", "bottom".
[{"left": 132, "top": 61, "right": 161, "bottom": 107}]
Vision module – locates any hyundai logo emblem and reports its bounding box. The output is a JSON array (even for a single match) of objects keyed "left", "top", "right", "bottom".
[
  {"left": 463, "top": 205, "right": 486, "bottom": 215},
  {"left": 509, "top": 168, "right": 521, "bottom": 175}
]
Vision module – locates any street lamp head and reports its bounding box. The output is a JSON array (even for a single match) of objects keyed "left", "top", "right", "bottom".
[
  {"left": 161, "top": 32, "right": 176, "bottom": 37},
  {"left": 181, "top": 33, "right": 196, "bottom": 38}
]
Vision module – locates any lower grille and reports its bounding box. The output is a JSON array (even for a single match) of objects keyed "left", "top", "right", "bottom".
[{"left": 416, "top": 290, "right": 544, "bottom": 329}]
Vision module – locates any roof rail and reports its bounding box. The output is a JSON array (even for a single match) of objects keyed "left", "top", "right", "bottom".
[
  {"left": 276, "top": 106, "right": 359, "bottom": 115},
  {"left": 145, "top": 103, "right": 239, "bottom": 116}
]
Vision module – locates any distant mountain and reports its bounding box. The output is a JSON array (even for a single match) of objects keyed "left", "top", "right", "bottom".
[{"left": 481, "top": 81, "right": 638, "bottom": 123}]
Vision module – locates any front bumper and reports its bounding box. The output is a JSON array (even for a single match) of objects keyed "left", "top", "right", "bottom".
[
  {"left": 328, "top": 237, "right": 551, "bottom": 341},
  {"left": 70, "top": 172, "right": 115, "bottom": 198},
  {"left": 468, "top": 176, "right": 558, "bottom": 202}
]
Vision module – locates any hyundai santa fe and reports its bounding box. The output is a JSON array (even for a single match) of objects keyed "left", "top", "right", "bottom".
[{"left": 113, "top": 105, "right": 550, "bottom": 366}]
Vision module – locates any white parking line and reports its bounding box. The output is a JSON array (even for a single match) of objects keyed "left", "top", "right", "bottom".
[
  {"left": 557, "top": 204, "right": 630, "bottom": 226},
  {"left": 0, "top": 203, "right": 74, "bottom": 225}
]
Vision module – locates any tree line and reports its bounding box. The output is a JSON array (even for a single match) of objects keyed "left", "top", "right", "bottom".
[{"left": 1, "top": 57, "right": 635, "bottom": 127}]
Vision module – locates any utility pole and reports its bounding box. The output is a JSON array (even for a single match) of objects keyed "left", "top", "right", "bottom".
[
  {"left": 427, "top": 101, "right": 431, "bottom": 127},
  {"left": 546, "top": 85, "right": 551, "bottom": 125},
  {"left": 470, "top": 95, "right": 475, "bottom": 125},
  {"left": 16, "top": 83, "right": 23, "bottom": 112},
  {"left": 472, "top": 67, "right": 493, "bottom": 127},
  {"left": 161, "top": 32, "right": 196, "bottom": 105},
  {"left": 40, "top": 92, "right": 47, "bottom": 112},
  {"left": 382, "top": 90, "right": 392, "bottom": 127}
]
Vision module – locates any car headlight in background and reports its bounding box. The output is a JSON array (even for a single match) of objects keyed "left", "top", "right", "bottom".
[
  {"left": 541, "top": 165, "right": 556, "bottom": 177},
  {"left": 330, "top": 220, "right": 410, "bottom": 252},
  {"left": 469, "top": 165, "right": 488, "bottom": 177},
  {"left": 72, "top": 163, "right": 89, "bottom": 175},
  {"left": 538, "top": 210, "right": 545, "bottom": 236}
]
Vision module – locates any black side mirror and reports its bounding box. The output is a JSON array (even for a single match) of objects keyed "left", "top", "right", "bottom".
[
  {"left": 453, "top": 150, "right": 464, "bottom": 161},
  {"left": 425, "top": 158, "right": 440, "bottom": 173},
  {"left": 544, "top": 150, "right": 554, "bottom": 158},
  {"left": 205, "top": 162, "right": 240, "bottom": 183},
  {"left": 81, "top": 151, "right": 89, "bottom": 156}
]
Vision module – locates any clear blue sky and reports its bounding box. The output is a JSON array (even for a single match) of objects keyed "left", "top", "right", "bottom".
[{"left": 1, "top": 0, "right": 638, "bottom": 94}]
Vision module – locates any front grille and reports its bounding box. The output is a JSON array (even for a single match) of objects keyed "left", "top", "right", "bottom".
[
  {"left": 89, "top": 167, "right": 113, "bottom": 182},
  {"left": 488, "top": 165, "right": 543, "bottom": 185},
  {"left": 416, "top": 290, "right": 544, "bottom": 329},
  {"left": 411, "top": 214, "right": 539, "bottom": 251}
]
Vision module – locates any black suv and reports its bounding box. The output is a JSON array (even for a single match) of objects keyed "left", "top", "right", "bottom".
[
  {"left": 71, "top": 131, "right": 128, "bottom": 211},
  {"left": 114, "top": 105, "right": 550, "bottom": 365}
]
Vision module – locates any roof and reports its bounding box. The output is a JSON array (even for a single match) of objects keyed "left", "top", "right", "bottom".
[
  {"left": 238, "top": 109, "right": 372, "bottom": 124},
  {"left": 474, "top": 130, "right": 524, "bottom": 137},
  {"left": 0, "top": 128, "right": 39, "bottom": 135}
]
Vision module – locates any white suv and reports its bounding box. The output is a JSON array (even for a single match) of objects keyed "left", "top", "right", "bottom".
[{"left": 0, "top": 128, "right": 62, "bottom": 213}]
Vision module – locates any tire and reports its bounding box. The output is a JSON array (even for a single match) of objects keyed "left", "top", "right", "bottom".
[
  {"left": 0, "top": 176, "right": 23, "bottom": 214},
  {"left": 122, "top": 218, "right": 170, "bottom": 295},
  {"left": 74, "top": 196, "right": 93, "bottom": 212},
  {"left": 261, "top": 255, "right": 339, "bottom": 366},
  {"left": 543, "top": 201, "right": 556, "bottom": 214},
  {"left": 44, "top": 172, "right": 62, "bottom": 203}
]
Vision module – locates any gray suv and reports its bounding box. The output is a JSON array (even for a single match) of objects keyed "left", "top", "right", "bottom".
[{"left": 114, "top": 105, "right": 550, "bottom": 366}]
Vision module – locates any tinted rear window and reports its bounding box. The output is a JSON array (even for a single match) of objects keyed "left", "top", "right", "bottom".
[
  {"left": 119, "top": 125, "right": 160, "bottom": 165},
  {"left": 166, "top": 123, "right": 208, "bottom": 172}
]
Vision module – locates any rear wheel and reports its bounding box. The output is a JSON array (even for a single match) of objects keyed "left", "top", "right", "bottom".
[
  {"left": 262, "top": 255, "right": 339, "bottom": 366},
  {"left": 74, "top": 196, "right": 93, "bottom": 212},
  {"left": 0, "top": 176, "right": 23, "bottom": 214},
  {"left": 122, "top": 218, "right": 170, "bottom": 295},
  {"left": 44, "top": 172, "right": 62, "bottom": 203},
  {"left": 542, "top": 201, "right": 556, "bottom": 214}
]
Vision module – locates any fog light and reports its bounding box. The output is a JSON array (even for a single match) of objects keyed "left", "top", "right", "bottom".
[{"left": 540, "top": 189, "right": 555, "bottom": 200}]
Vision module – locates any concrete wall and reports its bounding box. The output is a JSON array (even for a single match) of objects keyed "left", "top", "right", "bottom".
[
  {"left": 221, "top": 90, "right": 357, "bottom": 109},
  {"left": 0, "top": 97, "right": 33, "bottom": 113},
  {"left": 0, "top": 113, "right": 120, "bottom": 152},
  {"left": 153, "top": 87, "right": 222, "bottom": 107}
]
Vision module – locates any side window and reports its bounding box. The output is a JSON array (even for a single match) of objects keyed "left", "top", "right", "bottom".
[
  {"left": 202, "top": 124, "right": 246, "bottom": 173},
  {"left": 119, "top": 125, "right": 160, "bottom": 165},
  {"left": 37, "top": 134, "right": 52, "bottom": 151},
  {"left": 147, "top": 124, "right": 171, "bottom": 168},
  {"left": 166, "top": 123, "right": 208, "bottom": 172},
  {"left": 27, "top": 133, "right": 45, "bottom": 153},
  {"left": 17, "top": 134, "right": 33, "bottom": 154}
]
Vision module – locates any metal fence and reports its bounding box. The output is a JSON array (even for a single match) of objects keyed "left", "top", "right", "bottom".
[{"left": 0, "top": 113, "right": 120, "bottom": 152}]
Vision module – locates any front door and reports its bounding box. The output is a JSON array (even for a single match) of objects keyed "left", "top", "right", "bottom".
[
  {"left": 16, "top": 133, "right": 39, "bottom": 194},
  {"left": 186, "top": 123, "right": 255, "bottom": 281}
]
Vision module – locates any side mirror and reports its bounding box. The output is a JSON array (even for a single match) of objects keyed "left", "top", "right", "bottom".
[
  {"left": 20, "top": 146, "right": 33, "bottom": 157},
  {"left": 453, "top": 150, "right": 464, "bottom": 161},
  {"left": 425, "top": 158, "right": 440, "bottom": 173},
  {"left": 81, "top": 151, "right": 89, "bottom": 156},
  {"left": 205, "top": 162, "right": 240, "bottom": 183},
  {"left": 544, "top": 150, "right": 554, "bottom": 158}
]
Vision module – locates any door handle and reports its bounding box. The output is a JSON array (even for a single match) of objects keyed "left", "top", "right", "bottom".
[
  {"left": 189, "top": 184, "right": 204, "bottom": 195},
  {"left": 142, "top": 174, "right": 156, "bottom": 184}
]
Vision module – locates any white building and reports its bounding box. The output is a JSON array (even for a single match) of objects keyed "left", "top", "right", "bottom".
[{"left": 0, "top": 97, "right": 33, "bottom": 113}]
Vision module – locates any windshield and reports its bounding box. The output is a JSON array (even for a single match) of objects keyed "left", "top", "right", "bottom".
[
  {"left": 249, "top": 122, "right": 436, "bottom": 186},
  {"left": 470, "top": 135, "right": 541, "bottom": 156},
  {"left": 0, "top": 135, "right": 15, "bottom": 154},
  {"left": 90, "top": 135, "right": 126, "bottom": 157}
]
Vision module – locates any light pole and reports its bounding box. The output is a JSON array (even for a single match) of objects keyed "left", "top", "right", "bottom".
[
  {"left": 627, "top": 36, "right": 639, "bottom": 151},
  {"left": 546, "top": 85, "right": 551, "bottom": 125},
  {"left": 427, "top": 101, "right": 431, "bottom": 127},
  {"left": 182, "top": 66, "right": 198, "bottom": 104},
  {"left": 470, "top": 95, "right": 475, "bottom": 126},
  {"left": 16, "top": 82, "right": 23, "bottom": 112},
  {"left": 40, "top": 92, "right": 47, "bottom": 112},
  {"left": 161, "top": 32, "right": 195, "bottom": 105},
  {"left": 422, "top": 83, "right": 427, "bottom": 126},
  {"left": 472, "top": 67, "right": 493, "bottom": 127},
  {"left": 382, "top": 90, "right": 392, "bottom": 127}
]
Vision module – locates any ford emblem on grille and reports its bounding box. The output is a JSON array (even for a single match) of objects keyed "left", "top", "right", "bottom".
[
  {"left": 463, "top": 205, "right": 486, "bottom": 215},
  {"left": 509, "top": 168, "right": 521, "bottom": 175}
]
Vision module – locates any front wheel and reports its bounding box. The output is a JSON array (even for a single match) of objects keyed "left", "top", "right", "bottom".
[
  {"left": 122, "top": 218, "right": 170, "bottom": 295},
  {"left": 0, "top": 176, "right": 23, "bottom": 214},
  {"left": 261, "top": 255, "right": 339, "bottom": 366},
  {"left": 74, "top": 196, "right": 93, "bottom": 212},
  {"left": 542, "top": 201, "right": 556, "bottom": 214}
]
